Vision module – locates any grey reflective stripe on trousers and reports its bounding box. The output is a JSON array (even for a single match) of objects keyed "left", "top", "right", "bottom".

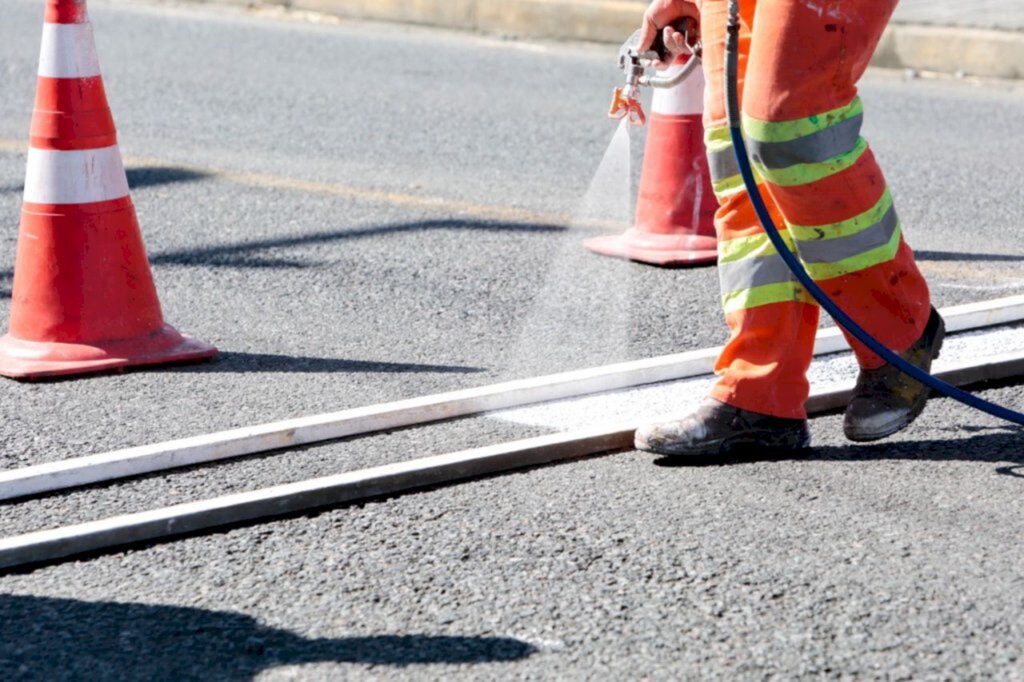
[
  {"left": 794, "top": 206, "right": 899, "bottom": 264},
  {"left": 748, "top": 114, "right": 864, "bottom": 170},
  {"left": 707, "top": 146, "right": 741, "bottom": 184},
  {"left": 719, "top": 253, "right": 796, "bottom": 294}
]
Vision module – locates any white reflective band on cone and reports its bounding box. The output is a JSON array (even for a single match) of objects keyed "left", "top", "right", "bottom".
[
  {"left": 24, "top": 146, "right": 130, "bottom": 205},
  {"left": 651, "top": 57, "right": 705, "bottom": 117},
  {"left": 38, "top": 23, "right": 102, "bottom": 79}
]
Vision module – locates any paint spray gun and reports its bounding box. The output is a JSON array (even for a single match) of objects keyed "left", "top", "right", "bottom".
[{"left": 609, "top": 22, "right": 702, "bottom": 126}]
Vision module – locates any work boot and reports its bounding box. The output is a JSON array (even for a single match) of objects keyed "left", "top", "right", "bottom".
[
  {"left": 843, "top": 306, "right": 946, "bottom": 442},
  {"left": 634, "top": 398, "right": 811, "bottom": 457}
]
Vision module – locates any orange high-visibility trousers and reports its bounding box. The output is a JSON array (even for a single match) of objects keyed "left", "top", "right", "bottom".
[{"left": 699, "top": 0, "right": 932, "bottom": 419}]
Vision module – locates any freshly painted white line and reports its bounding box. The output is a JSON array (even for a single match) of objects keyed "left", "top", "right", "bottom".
[
  {"left": 23, "top": 146, "right": 129, "bottom": 205},
  {"left": 938, "top": 282, "right": 1024, "bottom": 292},
  {"left": 1, "top": 296, "right": 1022, "bottom": 501},
  {"left": 38, "top": 23, "right": 102, "bottom": 79},
  {"left": 1, "top": 348, "right": 1022, "bottom": 571},
  {"left": 496, "top": 324, "right": 1024, "bottom": 430}
]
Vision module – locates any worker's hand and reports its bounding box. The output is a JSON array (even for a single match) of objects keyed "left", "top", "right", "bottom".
[{"left": 638, "top": 0, "right": 701, "bottom": 69}]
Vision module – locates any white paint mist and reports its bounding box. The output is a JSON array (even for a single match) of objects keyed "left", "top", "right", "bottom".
[
  {"left": 504, "top": 120, "right": 640, "bottom": 379},
  {"left": 571, "top": 119, "right": 634, "bottom": 230}
]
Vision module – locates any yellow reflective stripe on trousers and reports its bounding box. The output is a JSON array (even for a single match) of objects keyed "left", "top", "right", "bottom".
[
  {"left": 742, "top": 97, "right": 864, "bottom": 144},
  {"left": 741, "top": 97, "right": 868, "bottom": 187},
  {"left": 721, "top": 281, "right": 814, "bottom": 314},
  {"left": 705, "top": 125, "right": 732, "bottom": 151},
  {"left": 713, "top": 171, "right": 767, "bottom": 200},
  {"left": 800, "top": 220, "right": 904, "bottom": 281},
  {"left": 753, "top": 137, "right": 868, "bottom": 187},
  {"left": 721, "top": 224, "right": 901, "bottom": 312},
  {"left": 719, "top": 231, "right": 812, "bottom": 313},
  {"left": 713, "top": 175, "right": 745, "bottom": 198},
  {"left": 788, "top": 188, "right": 894, "bottom": 242},
  {"left": 706, "top": 126, "right": 763, "bottom": 200},
  {"left": 718, "top": 218, "right": 902, "bottom": 312},
  {"left": 719, "top": 229, "right": 796, "bottom": 264}
]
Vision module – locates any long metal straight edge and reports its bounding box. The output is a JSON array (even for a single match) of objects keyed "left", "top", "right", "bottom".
[
  {"left": 0, "top": 426, "right": 636, "bottom": 571},
  {"left": 1, "top": 296, "right": 1022, "bottom": 501},
  {"left": 2, "top": 348, "right": 1023, "bottom": 571}
]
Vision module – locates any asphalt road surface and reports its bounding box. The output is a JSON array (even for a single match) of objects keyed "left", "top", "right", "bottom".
[{"left": 1, "top": 1, "right": 1023, "bottom": 678}]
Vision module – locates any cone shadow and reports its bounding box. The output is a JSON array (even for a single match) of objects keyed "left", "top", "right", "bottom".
[
  {"left": 196, "top": 351, "right": 485, "bottom": 375},
  {"left": 149, "top": 219, "right": 565, "bottom": 269},
  {"left": 125, "top": 166, "right": 212, "bottom": 189}
]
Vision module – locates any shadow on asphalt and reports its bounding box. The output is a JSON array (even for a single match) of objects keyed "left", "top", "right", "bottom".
[
  {"left": 651, "top": 426, "right": 1024, "bottom": 477},
  {"left": 126, "top": 166, "right": 211, "bottom": 189},
  {"left": 0, "top": 595, "right": 536, "bottom": 679},
  {"left": 0, "top": 219, "right": 565, "bottom": 297},
  {"left": 148, "top": 219, "right": 565, "bottom": 269},
  {"left": 196, "top": 351, "right": 485, "bottom": 375}
]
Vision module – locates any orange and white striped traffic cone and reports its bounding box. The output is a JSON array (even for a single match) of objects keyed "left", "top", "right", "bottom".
[
  {"left": 585, "top": 53, "right": 718, "bottom": 267},
  {"left": 0, "top": 0, "right": 217, "bottom": 379}
]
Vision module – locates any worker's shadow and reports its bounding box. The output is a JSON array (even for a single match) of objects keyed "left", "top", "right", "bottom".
[
  {"left": 651, "top": 426, "right": 1024, "bottom": 478},
  {"left": 0, "top": 594, "right": 536, "bottom": 681}
]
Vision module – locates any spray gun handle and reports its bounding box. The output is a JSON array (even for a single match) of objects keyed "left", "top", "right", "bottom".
[
  {"left": 647, "top": 19, "right": 693, "bottom": 63},
  {"left": 637, "top": 20, "right": 702, "bottom": 90},
  {"left": 631, "top": 19, "right": 698, "bottom": 64}
]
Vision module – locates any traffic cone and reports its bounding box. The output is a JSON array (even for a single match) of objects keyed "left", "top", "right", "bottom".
[
  {"left": 584, "top": 53, "right": 718, "bottom": 267},
  {"left": 0, "top": 0, "right": 217, "bottom": 379}
]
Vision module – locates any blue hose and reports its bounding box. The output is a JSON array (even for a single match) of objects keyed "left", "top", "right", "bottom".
[{"left": 723, "top": 0, "right": 1024, "bottom": 427}]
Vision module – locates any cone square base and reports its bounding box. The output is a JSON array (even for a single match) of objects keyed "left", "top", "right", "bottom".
[
  {"left": 0, "top": 324, "right": 217, "bottom": 380},
  {"left": 584, "top": 229, "right": 718, "bottom": 268}
]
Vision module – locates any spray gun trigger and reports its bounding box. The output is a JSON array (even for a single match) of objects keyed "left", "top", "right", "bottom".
[
  {"left": 608, "top": 87, "right": 646, "bottom": 126},
  {"left": 626, "top": 99, "right": 646, "bottom": 126}
]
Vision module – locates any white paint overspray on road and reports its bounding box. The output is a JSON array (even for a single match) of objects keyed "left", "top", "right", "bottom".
[
  {"left": 504, "top": 120, "right": 639, "bottom": 378},
  {"left": 494, "top": 325, "right": 1024, "bottom": 430}
]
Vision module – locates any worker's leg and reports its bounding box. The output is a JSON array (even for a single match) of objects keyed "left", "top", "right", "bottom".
[
  {"left": 741, "top": 0, "right": 932, "bottom": 370},
  {"left": 634, "top": 0, "right": 819, "bottom": 455},
  {"left": 701, "top": 0, "right": 820, "bottom": 420},
  {"left": 637, "top": 0, "right": 937, "bottom": 455}
]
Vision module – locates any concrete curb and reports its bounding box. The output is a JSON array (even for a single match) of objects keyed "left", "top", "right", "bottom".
[
  {"left": 875, "top": 24, "right": 1023, "bottom": 79},
  {"left": 255, "top": 0, "right": 1023, "bottom": 80},
  {"left": 291, "top": 0, "right": 644, "bottom": 44}
]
